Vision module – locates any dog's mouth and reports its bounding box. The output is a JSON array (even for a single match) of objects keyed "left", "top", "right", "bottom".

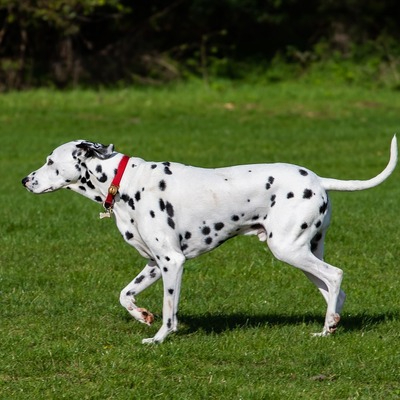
[
  {"left": 22, "top": 177, "right": 54, "bottom": 194},
  {"left": 23, "top": 183, "right": 54, "bottom": 194}
]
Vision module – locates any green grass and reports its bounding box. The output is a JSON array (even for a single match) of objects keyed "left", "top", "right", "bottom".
[{"left": 1, "top": 80, "right": 400, "bottom": 399}]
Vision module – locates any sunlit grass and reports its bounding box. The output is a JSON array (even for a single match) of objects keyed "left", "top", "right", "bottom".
[{"left": 1, "top": 80, "right": 399, "bottom": 399}]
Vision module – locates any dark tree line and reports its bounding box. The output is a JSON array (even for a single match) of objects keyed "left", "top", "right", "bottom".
[{"left": 1, "top": 0, "right": 399, "bottom": 89}]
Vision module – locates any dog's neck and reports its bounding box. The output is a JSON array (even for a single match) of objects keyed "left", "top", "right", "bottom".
[{"left": 65, "top": 153, "right": 129, "bottom": 205}]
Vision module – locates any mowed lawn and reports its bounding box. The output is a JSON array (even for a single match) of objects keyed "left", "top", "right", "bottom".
[{"left": 1, "top": 81, "right": 399, "bottom": 399}]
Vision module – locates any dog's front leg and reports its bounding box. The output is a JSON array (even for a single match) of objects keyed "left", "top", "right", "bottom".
[
  {"left": 142, "top": 253, "right": 185, "bottom": 344},
  {"left": 120, "top": 260, "right": 161, "bottom": 325}
]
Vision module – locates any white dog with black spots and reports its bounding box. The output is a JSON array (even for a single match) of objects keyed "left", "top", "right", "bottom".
[{"left": 22, "top": 137, "right": 397, "bottom": 343}]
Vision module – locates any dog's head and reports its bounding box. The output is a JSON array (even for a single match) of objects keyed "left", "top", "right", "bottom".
[{"left": 22, "top": 140, "right": 114, "bottom": 194}]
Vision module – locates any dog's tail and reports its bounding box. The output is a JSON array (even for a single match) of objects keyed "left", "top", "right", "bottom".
[{"left": 320, "top": 135, "right": 397, "bottom": 192}]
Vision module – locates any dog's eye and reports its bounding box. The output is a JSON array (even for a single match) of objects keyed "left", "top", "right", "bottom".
[{"left": 47, "top": 159, "right": 54, "bottom": 166}]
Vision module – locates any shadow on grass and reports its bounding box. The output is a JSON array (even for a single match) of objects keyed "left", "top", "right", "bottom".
[{"left": 178, "top": 311, "right": 399, "bottom": 335}]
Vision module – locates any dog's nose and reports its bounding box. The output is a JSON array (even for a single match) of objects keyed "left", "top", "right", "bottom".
[{"left": 21, "top": 177, "right": 29, "bottom": 187}]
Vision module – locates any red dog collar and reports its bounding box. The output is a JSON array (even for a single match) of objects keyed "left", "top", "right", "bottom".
[{"left": 103, "top": 155, "right": 130, "bottom": 211}]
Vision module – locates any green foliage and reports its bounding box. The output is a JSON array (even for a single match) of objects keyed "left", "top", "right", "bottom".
[
  {"left": 1, "top": 82, "right": 400, "bottom": 398},
  {"left": 1, "top": 0, "right": 400, "bottom": 88},
  {"left": 1, "top": 0, "right": 128, "bottom": 31}
]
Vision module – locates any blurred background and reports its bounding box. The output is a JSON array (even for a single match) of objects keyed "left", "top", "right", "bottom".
[{"left": 1, "top": 0, "right": 400, "bottom": 90}]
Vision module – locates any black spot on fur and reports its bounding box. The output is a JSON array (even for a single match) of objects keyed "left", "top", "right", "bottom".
[
  {"left": 121, "top": 194, "right": 130, "bottom": 202},
  {"left": 150, "top": 210, "right": 155, "bottom": 218},
  {"left": 166, "top": 202, "right": 174, "bottom": 217},
  {"left": 185, "top": 231, "right": 192, "bottom": 239},
  {"left": 87, "top": 180, "right": 95, "bottom": 190},
  {"left": 125, "top": 231, "right": 134, "bottom": 240},
  {"left": 202, "top": 226, "right": 211, "bottom": 235},
  {"left": 252, "top": 215, "right": 259, "bottom": 220},
  {"left": 168, "top": 289, "right": 174, "bottom": 294},
  {"left": 163, "top": 163, "right": 172, "bottom": 175},
  {"left": 128, "top": 198, "right": 135, "bottom": 210},
  {"left": 314, "top": 232, "right": 323, "bottom": 242},
  {"left": 98, "top": 173, "right": 108, "bottom": 183},
  {"left": 134, "top": 275, "right": 145, "bottom": 284},
  {"left": 159, "top": 180, "right": 166, "bottom": 191},
  {"left": 205, "top": 237, "right": 213, "bottom": 245},
  {"left": 287, "top": 192, "right": 294, "bottom": 199},
  {"left": 167, "top": 318, "right": 172, "bottom": 328},
  {"left": 315, "top": 220, "right": 322, "bottom": 228},
  {"left": 149, "top": 269, "right": 157, "bottom": 278},
  {"left": 311, "top": 242, "right": 318, "bottom": 252},
  {"left": 165, "top": 257, "right": 170, "bottom": 261},
  {"left": 214, "top": 222, "right": 224, "bottom": 231},
  {"left": 135, "top": 191, "right": 141, "bottom": 201},
  {"left": 167, "top": 218, "right": 175, "bottom": 229},
  {"left": 159, "top": 199, "right": 166, "bottom": 212},
  {"left": 151, "top": 164, "right": 157, "bottom": 169},
  {"left": 299, "top": 169, "right": 308, "bottom": 176},
  {"left": 303, "top": 189, "right": 313, "bottom": 199},
  {"left": 269, "top": 232, "right": 273, "bottom": 238},
  {"left": 266, "top": 176, "right": 275, "bottom": 190},
  {"left": 231, "top": 215, "right": 239, "bottom": 221},
  {"left": 79, "top": 186, "right": 86, "bottom": 191},
  {"left": 181, "top": 244, "right": 188, "bottom": 251},
  {"left": 319, "top": 200, "right": 328, "bottom": 214},
  {"left": 301, "top": 223, "right": 308, "bottom": 229},
  {"left": 96, "top": 165, "right": 102, "bottom": 173},
  {"left": 163, "top": 267, "right": 168, "bottom": 272},
  {"left": 94, "top": 196, "right": 102, "bottom": 203}
]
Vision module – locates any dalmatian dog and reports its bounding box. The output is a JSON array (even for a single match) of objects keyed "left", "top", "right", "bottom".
[{"left": 22, "top": 137, "right": 397, "bottom": 343}]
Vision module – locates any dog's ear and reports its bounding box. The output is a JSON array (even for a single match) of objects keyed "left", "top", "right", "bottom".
[{"left": 76, "top": 141, "right": 115, "bottom": 160}]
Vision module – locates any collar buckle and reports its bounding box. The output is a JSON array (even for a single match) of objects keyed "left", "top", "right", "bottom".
[{"left": 101, "top": 155, "right": 130, "bottom": 217}]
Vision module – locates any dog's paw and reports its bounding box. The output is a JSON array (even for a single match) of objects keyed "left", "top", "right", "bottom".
[
  {"left": 312, "top": 330, "right": 331, "bottom": 337},
  {"left": 130, "top": 307, "right": 154, "bottom": 326},
  {"left": 312, "top": 314, "right": 340, "bottom": 337},
  {"left": 142, "top": 337, "right": 160, "bottom": 345}
]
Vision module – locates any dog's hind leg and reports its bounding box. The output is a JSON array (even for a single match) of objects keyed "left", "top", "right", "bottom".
[
  {"left": 120, "top": 260, "right": 161, "bottom": 325},
  {"left": 304, "top": 230, "right": 346, "bottom": 314},
  {"left": 269, "top": 238, "right": 343, "bottom": 336}
]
